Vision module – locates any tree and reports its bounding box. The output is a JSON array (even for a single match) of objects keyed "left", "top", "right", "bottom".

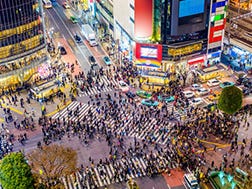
[
  {"left": 218, "top": 85, "right": 243, "bottom": 114},
  {"left": 27, "top": 144, "right": 77, "bottom": 188},
  {"left": 0, "top": 152, "right": 34, "bottom": 189}
]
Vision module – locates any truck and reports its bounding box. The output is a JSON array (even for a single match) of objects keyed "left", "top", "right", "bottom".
[{"left": 81, "top": 24, "right": 98, "bottom": 46}]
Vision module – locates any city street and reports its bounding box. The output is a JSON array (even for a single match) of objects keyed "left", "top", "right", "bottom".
[{"left": 1, "top": 1, "right": 252, "bottom": 189}]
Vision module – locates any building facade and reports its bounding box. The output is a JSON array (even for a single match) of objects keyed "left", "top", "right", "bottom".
[
  {"left": 94, "top": 0, "right": 227, "bottom": 73},
  {"left": 229, "top": 0, "right": 252, "bottom": 10},
  {"left": 0, "top": 0, "right": 47, "bottom": 88}
]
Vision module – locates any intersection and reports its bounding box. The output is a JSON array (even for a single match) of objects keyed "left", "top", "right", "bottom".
[{"left": 1, "top": 1, "right": 252, "bottom": 189}]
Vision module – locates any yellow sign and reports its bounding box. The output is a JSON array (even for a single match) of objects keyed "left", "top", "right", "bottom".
[
  {"left": 168, "top": 43, "right": 202, "bottom": 56},
  {"left": 81, "top": 0, "right": 89, "bottom": 11}
]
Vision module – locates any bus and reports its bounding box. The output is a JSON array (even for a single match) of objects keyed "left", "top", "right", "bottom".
[
  {"left": 184, "top": 173, "right": 199, "bottom": 189},
  {"left": 43, "top": 0, "right": 52, "bottom": 8},
  {"left": 30, "top": 79, "right": 61, "bottom": 101}
]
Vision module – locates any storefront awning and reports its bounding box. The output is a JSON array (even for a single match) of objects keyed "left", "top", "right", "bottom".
[{"left": 135, "top": 59, "right": 161, "bottom": 68}]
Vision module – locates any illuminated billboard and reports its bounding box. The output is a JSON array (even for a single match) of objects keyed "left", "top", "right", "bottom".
[
  {"left": 134, "top": 0, "right": 153, "bottom": 39},
  {"left": 170, "top": 0, "right": 207, "bottom": 35},
  {"left": 135, "top": 43, "right": 162, "bottom": 61},
  {"left": 179, "top": 0, "right": 205, "bottom": 18},
  {"left": 168, "top": 43, "right": 202, "bottom": 57}
]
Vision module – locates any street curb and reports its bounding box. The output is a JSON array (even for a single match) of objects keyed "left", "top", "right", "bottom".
[{"left": 45, "top": 100, "right": 72, "bottom": 117}]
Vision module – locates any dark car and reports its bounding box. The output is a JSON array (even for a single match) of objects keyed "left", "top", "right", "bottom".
[
  {"left": 236, "top": 77, "right": 249, "bottom": 85},
  {"left": 89, "top": 56, "right": 96, "bottom": 64},
  {"left": 91, "top": 63, "right": 99, "bottom": 71},
  {"left": 203, "top": 103, "right": 217, "bottom": 111},
  {"left": 244, "top": 80, "right": 252, "bottom": 88},
  {"left": 58, "top": 46, "right": 67, "bottom": 55},
  {"left": 74, "top": 34, "right": 82, "bottom": 43},
  {"left": 126, "top": 91, "right": 136, "bottom": 99},
  {"left": 243, "top": 88, "right": 251, "bottom": 96}
]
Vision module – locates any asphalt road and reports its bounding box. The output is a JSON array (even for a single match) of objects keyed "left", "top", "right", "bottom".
[{"left": 45, "top": 1, "right": 108, "bottom": 74}]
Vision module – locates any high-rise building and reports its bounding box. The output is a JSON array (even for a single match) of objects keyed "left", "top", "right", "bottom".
[
  {"left": 0, "top": 0, "right": 47, "bottom": 89},
  {"left": 95, "top": 0, "right": 227, "bottom": 72}
]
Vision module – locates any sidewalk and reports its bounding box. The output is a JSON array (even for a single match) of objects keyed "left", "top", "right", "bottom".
[{"left": 162, "top": 168, "right": 185, "bottom": 188}]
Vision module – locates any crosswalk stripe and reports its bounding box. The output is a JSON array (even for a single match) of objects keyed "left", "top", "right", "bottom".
[
  {"left": 71, "top": 104, "right": 90, "bottom": 122},
  {"left": 77, "top": 75, "right": 117, "bottom": 97},
  {"left": 51, "top": 101, "right": 79, "bottom": 119},
  {"left": 61, "top": 150, "right": 179, "bottom": 189},
  {"left": 92, "top": 168, "right": 101, "bottom": 186},
  {"left": 62, "top": 102, "right": 79, "bottom": 119},
  {"left": 62, "top": 177, "right": 68, "bottom": 189},
  {"left": 52, "top": 102, "right": 185, "bottom": 146}
]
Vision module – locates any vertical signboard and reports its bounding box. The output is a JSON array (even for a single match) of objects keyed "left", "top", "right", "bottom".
[
  {"left": 134, "top": 0, "right": 153, "bottom": 39},
  {"left": 208, "top": 0, "right": 228, "bottom": 53}
]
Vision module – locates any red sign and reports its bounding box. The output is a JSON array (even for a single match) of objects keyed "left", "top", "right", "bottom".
[
  {"left": 134, "top": 0, "right": 153, "bottom": 38},
  {"left": 188, "top": 56, "right": 205, "bottom": 65},
  {"left": 135, "top": 43, "right": 162, "bottom": 61},
  {"left": 209, "top": 27, "right": 223, "bottom": 43},
  {"left": 209, "top": 36, "right": 222, "bottom": 43}
]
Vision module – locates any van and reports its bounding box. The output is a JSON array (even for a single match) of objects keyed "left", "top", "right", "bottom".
[{"left": 184, "top": 173, "right": 199, "bottom": 189}]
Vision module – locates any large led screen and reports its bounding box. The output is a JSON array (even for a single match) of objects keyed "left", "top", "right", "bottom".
[
  {"left": 179, "top": 0, "right": 205, "bottom": 18},
  {"left": 135, "top": 43, "right": 162, "bottom": 61}
]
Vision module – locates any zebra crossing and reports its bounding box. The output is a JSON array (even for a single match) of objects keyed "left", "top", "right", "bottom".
[
  {"left": 78, "top": 75, "right": 118, "bottom": 97},
  {"left": 61, "top": 151, "right": 178, "bottom": 189},
  {"left": 51, "top": 101, "right": 180, "bottom": 145}
]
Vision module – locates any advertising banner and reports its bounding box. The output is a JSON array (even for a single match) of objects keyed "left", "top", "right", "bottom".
[
  {"left": 134, "top": 0, "right": 153, "bottom": 39},
  {"left": 135, "top": 43, "right": 162, "bottom": 61}
]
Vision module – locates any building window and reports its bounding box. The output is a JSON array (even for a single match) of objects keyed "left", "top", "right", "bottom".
[
  {"left": 130, "top": 17, "right": 134, "bottom": 23},
  {"left": 129, "top": 4, "right": 134, "bottom": 10}
]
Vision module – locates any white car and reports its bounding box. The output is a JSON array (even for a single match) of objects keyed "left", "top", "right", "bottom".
[
  {"left": 207, "top": 78, "right": 220, "bottom": 87},
  {"left": 196, "top": 87, "right": 210, "bottom": 96},
  {"left": 62, "top": 1, "right": 70, "bottom": 9},
  {"left": 191, "top": 83, "right": 202, "bottom": 91},
  {"left": 190, "top": 97, "right": 203, "bottom": 107},
  {"left": 118, "top": 80, "right": 129, "bottom": 92},
  {"left": 183, "top": 90, "right": 195, "bottom": 98}
]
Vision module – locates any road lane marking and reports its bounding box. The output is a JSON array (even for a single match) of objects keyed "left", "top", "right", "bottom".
[
  {"left": 52, "top": 7, "right": 91, "bottom": 68},
  {"left": 45, "top": 9, "right": 60, "bottom": 30},
  {"left": 1, "top": 104, "right": 23, "bottom": 115}
]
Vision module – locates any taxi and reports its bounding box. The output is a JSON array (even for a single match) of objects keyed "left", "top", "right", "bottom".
[{"left": 208, "top": 90, "right": 221, "bottom": 101}]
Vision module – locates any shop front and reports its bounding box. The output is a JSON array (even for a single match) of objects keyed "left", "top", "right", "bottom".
[
  {"left": 221, "top": 45, "right": 252, "bottom": 71},
  {"left": 114, "top": 21, "right": 134, "bottom": 61},
  {"left": 207, "top": 51, "right": 221, "bottom": 65},
  {"left": 187, "top": 55, "right": 206, "bottom": 70},
  {"left": 198, "top": 65, "right": 226, "bottom": 82},
  {"left": 139, "top": 70, "right": 169, "bottom": 86},
  {"left": 0, "top": 50, "right": 48, "bottom": 90},
  {"left": 162, "top": 60, "right": 187, "bottom": 73}
]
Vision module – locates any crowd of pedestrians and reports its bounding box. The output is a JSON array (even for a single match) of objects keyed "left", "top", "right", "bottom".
[
  {"left": 1, "top": 54, "right": 252, "bottom": 189},
  {"left": 0, "top": 124, "right": 14, "bottom": 159}
]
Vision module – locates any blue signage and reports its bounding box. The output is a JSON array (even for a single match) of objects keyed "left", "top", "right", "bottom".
[{"left": 179, "top": 0, "right": 205, "bottom": 18}]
